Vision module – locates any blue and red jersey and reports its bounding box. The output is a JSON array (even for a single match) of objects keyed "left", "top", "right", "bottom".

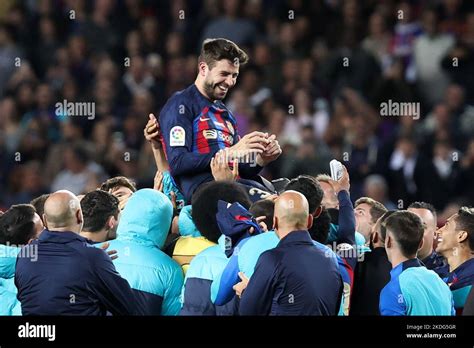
[
  {"left": 159, "top": 84, "right": 262, "bottom": 202},
  {"left": 443, "top": 258, "right": 474, "bottom": 315}
]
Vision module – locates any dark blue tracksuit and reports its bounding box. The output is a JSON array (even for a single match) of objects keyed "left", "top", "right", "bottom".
[
  {"left": 239, "top": 230, "right": 343, "bottom": 315},
  {"left": 15, "top": 230, "right": 143, "bottom": 315},
  {"left": 159, "top": 84, "right": 263, "bottom": 202}
]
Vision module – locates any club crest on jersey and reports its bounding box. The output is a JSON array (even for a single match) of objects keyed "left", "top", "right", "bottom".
[
  {"left": 226, "top": 121, "right": 234, "bottom": 135},
  {"left": 170, "top": 126, "right": 185, "bottom": 146}
]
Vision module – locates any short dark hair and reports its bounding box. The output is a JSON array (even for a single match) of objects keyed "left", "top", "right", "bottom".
[
  {"left": 30, "top": 194, "right": 50, "bottom": 219},
  {"left": 378, "top": 210, "right": 397, "bottom": 242},
  {"left": 191, "top": 181, "right": 251, "bottom": 243},
  {"left": 355, "top": 197, "right": 388, "bottom": 224},
  {"left": 100, "top": 176, "right": 137, "bottom": 193},
  {"left": 384, "top": 211, "right": 424, "bottom": 258},
  {"left": 284, "top": 176, "right": 326, "bottom": 242},
  {"left": 81, "top": 190, "right": 119, "bottom": 232},
  {"left": 249, "top": 199, "right": 275, "bottom": 230},
  {"left": 309, "top": 208, "right": 331, "bottom": 244},
  {"left": 408, "top": 201, "right": 437, "bottom": 220},
  {"left": 455, "top": 207, "right": 474, "bottom": 250},
  {"left": 284, "top": 175, "right": 324, "bottom": 214},
  {"left": 199, "top": 38, "right": 249, "bottom": 69},
  {"left": 0, "top": 204, "right": 38, "bottom": 245}
]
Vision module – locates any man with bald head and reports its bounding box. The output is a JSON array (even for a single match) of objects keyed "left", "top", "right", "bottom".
[
  {"left": 42, "top": 190, "right": 83, "bottom": 232},
  {"left": 239, "top": 191, "right": 343, "bottom": 315},
  {"left": 15, "top": 190, "right": 142, "bottom": 315}
]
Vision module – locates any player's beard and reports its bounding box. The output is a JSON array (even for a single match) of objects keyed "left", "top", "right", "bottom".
[{"left": 203, "top": 79, "right": 227, "bottom": 101}]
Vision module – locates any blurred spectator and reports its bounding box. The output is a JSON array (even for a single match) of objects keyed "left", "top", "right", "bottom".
[
  {"left": 280, "top": 125, "right": 331, "bottom": 179},
  {"left": 431, "top": 139, "right": 461, "bottom": 209},
  {"left": 441, "top": 14, "right": 474, "bottom": 104},
  {"left": 386, "top": 134, "right": 436, "bottom": 207},
  {"left": 413, "top": 8, "right": 454, "bottom": 108},
  {"left": 200, "top": 0, "right": 257, "bottom": 46},
  {"left": 363, "top": 174, "right": 396, "bottom": 210},
  {"left": 457, "top": 138, "right": 474, "bottom": 202},
  {"left": 0, "top": 24, "right": 23, "bottom": 97},
  {"left": 50, "top": 145, "right": 105, "bottom": 195},
  {"left": 79, "top": 0, "right": 120, "bottom": 55},
  {"left": 391, "top": 1, "right": 423, "bottom": 82},
  {"left": 362, "top": 11, "right": 393, "bottom": 74}
]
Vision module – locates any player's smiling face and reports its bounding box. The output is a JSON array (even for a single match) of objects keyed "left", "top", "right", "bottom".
[{"left": 203, "top": 59, "right": 239, "bottom": 101}]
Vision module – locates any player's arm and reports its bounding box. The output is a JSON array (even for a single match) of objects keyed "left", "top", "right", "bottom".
[
  {"left": 144, "top": 113, "right": 169, "bottom": 172},
  {"left": 211, "top": 248, "right": 241, "bottom": 306},
  {"left": 330, "top": 166, "right": 357, "bottom": 270},
  {"left": 160, "top": 102, "right": 218, "bottom": 176}
]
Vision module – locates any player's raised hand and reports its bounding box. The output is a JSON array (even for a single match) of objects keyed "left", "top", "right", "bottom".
[
  {"left": 229, "top": 131, "right": 269, "bottom": 158},
  {"left": 211, "top": 149, "right": 239, "bottom": 181},
  {"left": 256, "top": 134, "right": 282, "bottom": 166},
  {"left": 153, "top": 170, "right": 164, "bottom": 192},
  {"left": 144, "top": 113, "right": 162, "bottom": 149},
  {"left": 328, "top": 165, "right": 350, "bottom": 194}
]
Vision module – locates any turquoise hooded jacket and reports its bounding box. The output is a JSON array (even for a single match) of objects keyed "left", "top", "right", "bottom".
[
  {"left": 107, "top": 189, "right": 184, "bottom": 315},
  {"left": 0, "top": 244, "right": 21, "bottom": 315}
]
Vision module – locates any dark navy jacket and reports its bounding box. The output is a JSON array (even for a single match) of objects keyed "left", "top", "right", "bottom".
[
  {"left": 422, "top": 251, "right": 449, "bottom": 278},
  {"left": 443, "top": 258, "right": 474, "bottom": 315},
  {"left": 350, "top": 247, "right": 391, "bottom": 315},
  {"left": 239, "top": 230, "right": 343, "bottom": 315},
  {"left": 15, "top": 230, "right": 142, "bottom": 316},
  {"left": 159, "top": 84, "right": 262, "bottom": 202}
]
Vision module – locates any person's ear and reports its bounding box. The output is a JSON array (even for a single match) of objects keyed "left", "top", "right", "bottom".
[
  {"left": 371, "top": 231, "right": 378, "bottom": 245},
  {"left": 385, "top": 233, "right": 392, "bottom": 249},
  {"left": 76, "top": 210, "right": 82, "bottom": 225},
  {"left": 42, "top": 214, "right": 48, "bottom": 229},
  {"left": 418, "top": 237, "right": 424, "bottom": 252},
  {"left": 273, "top": 216, "right": 278, "bottom": 231},
  {"left": 307, "top": 214, "right": 314, "bottom": 229},
  {"left": 198, "top": 61, "right": 208, "bottom": 76},
  {"left": 313, "top": 206, "right": 322, "bottom": 219},
  {"left": 106, "top": 216, "right": 115, "bottom": 231},
  {"left": 458, "top": 230, "right": 468, "bottom": 244}
]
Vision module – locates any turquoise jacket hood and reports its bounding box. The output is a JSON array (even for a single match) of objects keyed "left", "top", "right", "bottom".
[{"left": 116, "top": 189, "right": 173, "bottom": 249}]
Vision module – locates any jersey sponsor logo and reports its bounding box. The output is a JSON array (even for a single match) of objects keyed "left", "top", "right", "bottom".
[
  {"left": 202, "top": 129, "right": 233, "bottom": 143},
  {"left": 170, "top": 126, "right": 186, "bottom": 146},
  {"left": 203, "top": 129, "right": 218, "bottom": 139},
  {"left": 218, "top": 131, "right": 233, "bottom": 143}
]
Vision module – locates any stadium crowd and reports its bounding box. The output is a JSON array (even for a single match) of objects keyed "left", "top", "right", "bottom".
[{"left": 0, "top": 0, "right": 474, "bottom": 316}]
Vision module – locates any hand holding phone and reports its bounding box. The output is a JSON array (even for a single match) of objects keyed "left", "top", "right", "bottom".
[{"left": 330, "top": 159, "right": 344, "bottom": 181}]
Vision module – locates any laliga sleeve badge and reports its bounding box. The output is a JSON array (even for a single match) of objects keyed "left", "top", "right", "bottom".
[{"left": 170, "top": 126, "right": 186, "bottom": 146}]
